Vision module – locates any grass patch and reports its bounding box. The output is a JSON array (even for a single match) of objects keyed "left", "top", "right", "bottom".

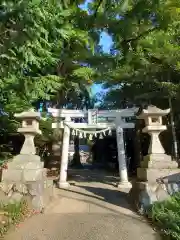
[
  {"left": 148, "top": 192, "right": 180, "bottom": 240},
  {"left": 0, "top": 199, "right": 30, "bottom": 237}
]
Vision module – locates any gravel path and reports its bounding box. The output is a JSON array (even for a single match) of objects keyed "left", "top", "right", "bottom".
[{"left": 5, "top": 170, "right": 160, "bottom": 240}]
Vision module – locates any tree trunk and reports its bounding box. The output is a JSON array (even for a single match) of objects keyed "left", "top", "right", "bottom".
[
  {"left": 72, "top": 136, "right": 83, "bottom": 168},
  {"left": 134, "top": 120, "right": 143, "bottom": 172}
]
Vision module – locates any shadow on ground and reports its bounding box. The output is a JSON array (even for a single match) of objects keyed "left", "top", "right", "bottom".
[
  {"left": 53, "top": 186, "right": 160, "bottom": 239},
  {"left": 61, "top": 185, "right": 132, "bottom": 210},
  {"left": 53, "top": 189, "right": 159, "bottom": 234},
  {"left": 68, "top": 168, "right": 120, "bottom": 187},
  {"left": 54, "top": 168, "right": 133, "bottom": 210}
]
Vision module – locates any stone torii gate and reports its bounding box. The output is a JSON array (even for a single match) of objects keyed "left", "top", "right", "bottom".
[{"left": 48, "top": 108, "right": 138, "bottom": 189}]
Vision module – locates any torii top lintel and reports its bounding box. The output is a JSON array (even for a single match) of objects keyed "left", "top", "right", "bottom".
[{"left": 47, "top": 108, "right": 138, "bottom": 119}]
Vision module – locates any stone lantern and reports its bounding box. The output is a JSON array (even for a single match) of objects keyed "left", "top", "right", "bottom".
[
  {"left": 137, "top": 105, "right": 177, "bottom": 168},
  {"left": 15, "top": 108, "right": 42, "bottom": 155},
  {"left": 0, "top": 109, "right": 54, "bottom": 212},
  {"left": 137, "top": 105, "right": 169, "bottom": 155},
  {"left": 130, "top": 105, "right": 180, "bottom": 213}
]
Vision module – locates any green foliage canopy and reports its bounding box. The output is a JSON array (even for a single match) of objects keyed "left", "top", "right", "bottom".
[
  {"left": 0, "top": 0, "right": 97, "bottom": 112},
  {"left": 89, "top": 0, "right": 180, "bottom": 108}
]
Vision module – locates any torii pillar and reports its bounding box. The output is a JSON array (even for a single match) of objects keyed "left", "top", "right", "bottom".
[
  {"left": 116, "top": 126, "right": 132, "bottom": 188},
  {"left": 58, "top": 116, "right": 71, "bottom": 189}
]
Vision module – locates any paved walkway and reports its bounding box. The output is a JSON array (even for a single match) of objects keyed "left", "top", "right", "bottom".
[{"left": 5, "top": 169, "right": 159, "bottom": 240}]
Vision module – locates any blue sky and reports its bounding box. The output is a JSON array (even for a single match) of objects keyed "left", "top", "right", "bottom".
[
  {"left": 92, "top": 31, "right": 112, "bottom": 95},
  {"left": 80, "top": 0, "right": 113, "bottom": 96}
]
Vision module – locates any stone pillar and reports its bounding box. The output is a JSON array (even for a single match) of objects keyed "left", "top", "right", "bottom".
[
  {"left": 58, "top": 117, "right": 71, "bottom": 189},
  {"left": 20, "top": 134, "right": 36, "bottom": 155},
  {"left": 148, "top": 131, "right": 165, "bottom": 154},
  {"left": 116, "top": 126, "right": 132, "bottom": 188}
]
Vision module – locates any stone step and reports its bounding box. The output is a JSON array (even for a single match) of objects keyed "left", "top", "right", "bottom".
[
  {"left": 137, "top": 167, "right": 180, "bottom": 182},
  {"left": 141, "top": 154, "right": 178, "bottom": 169}
]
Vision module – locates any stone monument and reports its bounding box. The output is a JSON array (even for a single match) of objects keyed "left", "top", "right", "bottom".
[
  {"left": 0, "top": 109, "right": 54, "bottom": 212},
  {"left": 130, "top": 105, "right": 180, "bottom": 213}
]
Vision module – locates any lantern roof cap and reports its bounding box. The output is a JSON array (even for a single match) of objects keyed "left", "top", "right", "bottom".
[
  {"left": 14, "top": 108, "right": 40, "bottom": 120},
  {"left": 137, "top": 105, "right": 170, "bottom": 119}
]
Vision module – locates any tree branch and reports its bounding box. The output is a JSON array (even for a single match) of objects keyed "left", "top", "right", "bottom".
[
  {"left": 121, "top": 27, "right": 158, "bottom": 45},
  {"left": 93, "top": 0, "right": 104, "bottom": 18}
]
